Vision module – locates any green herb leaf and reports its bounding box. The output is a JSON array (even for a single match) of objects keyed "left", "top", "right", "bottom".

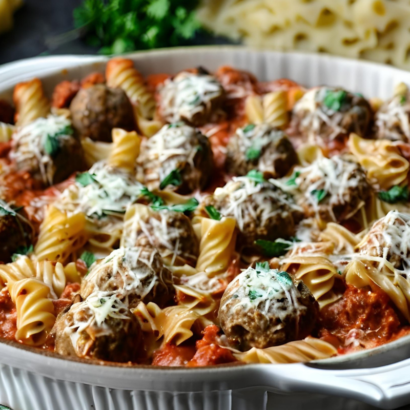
[
  {"left": 243, "top": 124, "right": 256, "bottom": 133},
  {"left": 323, "top": 90, "right": 347, "bottom": 111},
  {"left": 246, "top": 170, "right": 265, "bottom": 184},
  {"left": 311, "top": 189, "right": 327, "bottom": 203},
  {"left": 286, "top": 171, "right": 300, "bottom": 186},
  {"left": 246, "top": 146, "right": 261, "bottom": 161},
  {"left": 44, "top": 134, "right": 60, "bottom": 157},
  {"left": 80, "top": 251, "right": 96, "bottom": 269},
  {"left": 205, "top": 205, "right": 221, "bottom": 221},
  {"left": 276, "top": 271, "right": 293, "bottom": 287},
  {"left": 146, "top": 0, "right": 170, "bottom": 20},
  {"left": 0, "top": 204, "right": 16, "bottom": 216},
  {"left": 255, "top": 239, "right": 292, "bottom": 257},
  {"left": 100, "top": 298, "right": 106, "bottom": 305},
  {"left": 151, "top": 197, "right": 199, "bottom": 214},
  {"left": 140, "top": 187, "right": 164, "bottom": 207},
  {"left": 378, "top": 185, "right": 409, "bottom": 204},
  {"left": 76, "top": 172, "right": 96, "bottom": 187},
  {"left": 11, "top": 244, "right": 34, "bottom": 262},
  {"left": 255, "top": 261, "right": 270, "bottom": 272},
  {"left": 160, "top": 169, "right": 182, "bottom": 190},
  {"left": 0, "top": 405, "right": 12, "bottom": 410},
  {"left": 400, "top": 95, "right": 407, "bottom": 105},
  {"left": 248, "top": 289, "right": 263, "bottom": 301},
  {"left": 168, "top": 122, "right": 185, "bottom": 128},
  {"left": 231, "top": 294, "right": 238, "bottom": 299}
]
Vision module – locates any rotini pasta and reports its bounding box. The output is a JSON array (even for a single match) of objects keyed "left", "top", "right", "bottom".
[
  {"left": 0, "top": 122, "right": 14, "bottom": 142},
  {"left": 81, "top": 137, "right": 112, "bottom": 168},
  {"left": 34, "top": 206, "right": 88, "bottom": 263},
  {"left": 349, "top": 133, "right": 409, "bottom": 190},
  {"left": 108, "top": 128, "right": 141, "bottom": 171},
  {"left": 106, "top": 57, "right": 156, "bottom": 119},
  {"left": 245, "top": 95, "right": 264, "bottom": 124},
  {"left": 263, "top": 91, "right": 288, "bottom": 128},
  {"left": 8, "top": 278, "right": 55, "bottom": 346},
  {"left": 13, "top": 78, "right": 50, "bottom": 126},
  {"left": 234, "top": 337, "right": 337, "bottom": 364}
]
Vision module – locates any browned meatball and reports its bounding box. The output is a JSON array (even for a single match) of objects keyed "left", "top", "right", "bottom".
[
  {"left": 70, "top": 84, "right": 135, "bottom": 142},
  {"left": 54, "top": 299, "right": 142, "bottom": 362},
  {"left": 81, "top": 247, "right": 174, "bottom": 309},
  {"left": 219, "top": 264, "right": 319, "bottom": 350},
  {"left": 226, "top": 123, "right": 298, "bottom": 178},
  {"left": 122, "top": 205, "right": 199, "bottom": 266},
  {"left": 11, "top": 115, "right": 84, "bottom": 186},
  {"left": 159, "top": 71, "right": 225, "bottom": 126},
  {"left": 139, "top": 123, "right": 213, "bottom": 194},
  {"left": 294, "top": 155, "right": 372, "bottom": 223},
  {"left": 202, "top": 176, "right": 302, "bottom": 252},
  {"left": 357, "top": 211, "right": 410, "bottom": 271},
  {"left": 375, "top": 92, "right": 410, "bottom": 142},
  {"left": 291, "top": 87, "right": 373, "bottom": 142},
  {"left": 0, "top": 202, "right": 32, "bottom": 263}
]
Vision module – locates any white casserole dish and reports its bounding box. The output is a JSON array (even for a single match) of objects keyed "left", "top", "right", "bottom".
[{"left": 1, "top": 47, "right": 410, "bottom": 410}]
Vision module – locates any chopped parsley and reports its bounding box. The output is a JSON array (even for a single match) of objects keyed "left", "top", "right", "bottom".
[
  {"left": 255, "top": 261, "right": 270, "bottom": 272},
  {"left": 246, "top": 146, "right": 261, "bottom": 161},
  {"left": 378, "top": 185, "right": 409, "bottom": 204},
  {"left": 311, "top": 189, "right": 327, "bottom": 203},
  {"left": 243, "top": 124, "right": 256, "bottom": 134},
  {"left": 323, "top": 90, "right": 347, "bottom": 112},
  {"left": 168, "top": 122, "right": 185, "bottom": 128},
  {"left": 160, "top": 169, "right": 182, "bottom": 190},
  {"left": 11, "top": 244, "right": 34, "bottom": 262},
  {"left": 140, "top": 187, "right": 164, "bottom": 207},
  {"left": 255, "top": 239, "right": 292, "bottom": 257},
  {"left": 400, "top": 95, "right": 407, "bottom": 105},
  {"left": 286, "top": 171, "right": 300, "bottom": 186},
  {"left": 43, "top": 125, "right": 73, "bottom": 157},
  {"left": 189, "top": 95, "right": 201, "bottom": 106},
  {"left": 99, "top": 298, "right": 106, "bottom": 305},
  {"left": 151, "top": 197, "right": 199, "bottom": 214},
  {"left": 195, "top": 144, "right": 203, "bottom": 152},
  {"left": 76, "top": 172, "right": 96, "bottom": 187},
  {"left": 276, "top": 271, "right": 293, "bottom": 287},
  {"left": 205, "top": 205, "right": 221, "bottom": 221},
  {"left": 231, "top": 294, "right": 239, "bottom": 299},
  {"left": 80, "top": 251, "right": 96, "bottom": 269},
  {"left": 248, "top": 289, "right": 263, "bottom": 301},
  {"left": 0, "top": 405, "right": 12, "bottom": 410},
  {"left": 246, "top": 169, "right": 265, "bottom": 184},
  {"left": 0, "top": 205, "right": 16, "bottom": 217}
]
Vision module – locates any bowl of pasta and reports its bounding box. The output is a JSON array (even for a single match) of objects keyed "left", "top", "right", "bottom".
[{"left": 1, "top": 47, "right": 410, "bottom": 410}]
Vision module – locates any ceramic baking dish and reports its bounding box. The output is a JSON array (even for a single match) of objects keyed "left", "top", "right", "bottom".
[{"left": 1, "top": 47, "right": 410, "bottom": 410}]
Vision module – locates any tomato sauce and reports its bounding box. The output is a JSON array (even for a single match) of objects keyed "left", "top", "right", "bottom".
[
  {"left": 152, "top": 343, "right": 196, "bottom": 366},
  {"left": 0, "top": 289, "right": 17, "bottom": 341}
]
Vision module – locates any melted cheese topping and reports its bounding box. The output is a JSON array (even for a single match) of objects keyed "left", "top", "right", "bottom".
[
  {"left": 11, "top": 115, "right": 73, "bottom": 185},
  {"left": 223, "top": 266, "right": 305, "bottom": 320},
  {"left": 376, "top": 93, "right": 410, "bottom": 141},
  {"left": 214, "top": 176, "right": 299, "bottom": 231},
  {"left": 141, "top": 124, "right": 199, "bottom": 184},
  {"left": 58, "top": 162, "right": 143, "bottom": 218},
  {"left": 159, "top": 72, "right": 222, "bottom": 123}
]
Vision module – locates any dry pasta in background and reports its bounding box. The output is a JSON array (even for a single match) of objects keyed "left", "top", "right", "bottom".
[
  {"left": 1, "top": 57, "right": 410, "bottom": 368},
  {"left": 198, "top": 0, "right": 410, "bottom": 70}
]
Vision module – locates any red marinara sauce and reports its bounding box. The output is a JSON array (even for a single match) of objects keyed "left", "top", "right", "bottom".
[
  {"left": 319, "top": 284, "right": 410, "bottom": 353},
  {"left": 0, "top": 289, "right": 17, "bottom": 341}
]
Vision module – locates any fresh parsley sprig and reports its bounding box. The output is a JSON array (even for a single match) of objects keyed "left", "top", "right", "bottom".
[
  {"left": 74, "top": 0, "right": 201, "bottom": 55},
  {"left": 205, "top": 205, "right": 221, "bottom": 221},
  {"left": 254, "top": 238, "right": 299, "bottom": 258},
  {"left": 80, "top": 251, "right": 96, "bottom": 269},
  {"left": 11, "top": 244, "right": 34, "bottom": 262},
  {"left": 140, "top": 187, "right": 164, "bottom": 207},
  {"left": 378, "top": 185, "right": 409, "bottom": 204},
  {"left": 76, "top": 172, "right": 97, "bottom": 187},
  {"left": 160, "top": 169, "right": 182, "bottom": 190},
  {"left": 151, "top": 197, "right": 199, "bottom": 214},
  {"left": 246, "top": 170, "right": 265, "bottom": 184}
]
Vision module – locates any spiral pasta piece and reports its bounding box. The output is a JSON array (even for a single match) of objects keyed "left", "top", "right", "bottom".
[
  {"left": 234, "top": 337, "right": 337, "bottom": 364},
  {"left": 263, "top": 90, "right": 288, "bottom": 128},
  {"left": 349, "top": 133, "right": 409, "bottom": 190},
  {"left": 108, "top": 128, "right": 141, "bottom": 171},
  {"left": 282, "top": 255, "right": 341, "bottom": 309},
  {"left": 196, "top": 217, "right": 237, "bottom": 277},
  {"left": 81, "top": 137, "right": 112, "bottom": 168},
  {"left": 245, "top": 95, "right": 264, "bottom": 124},
  {"left": 0, "top": 122, "right": 15, "bottom": 142},
  {"left": 106, "top": 57, "right": 156, "bottom": 119},
  {"left": 8, "top": 278, "right": 55, "bottom": 345},
  {"left": 35, "top": 206, "right": 88, "bottom": 263},
  {"left": 13, "top": 78, "right": 50, "bottom": 126},
  {"left": 174, "top": 284, "right": 216, "bottom": 316}
]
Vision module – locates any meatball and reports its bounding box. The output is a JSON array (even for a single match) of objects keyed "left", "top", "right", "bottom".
[
  {"left": 54, "top": 298, "right": 142, "bottom": 362},
  {"left": 0, "top": 202, "right": 32, "bottom": 263},
  {"left": 219, "top": 264, "right": 319, "bottom": 350},
  {"left": 375, "top": 91, "right": 410, "bottom": 142},
  {"left": 291, "top": 87, "right": 373, "bottom": 142},
  {"left": 10, "top": 115, "right": 84, "bottom": 186},
  {"left": 81, "top": 247, "right": 174, "bottom": 309},
  {"left": 139, "top": 123, "right": 213, "bottom": 194},
  {"left": 203, "top": 176, "right": 302, "bottom": 251},
  {"left": 159, "top": 71, "right": 225, "bottom": 126},
  {"left": 295, "top": 155, "right": 372, "bottom": 223},
  {"left": 357, "top": 211, "right": 410, "bottom": 271},
  {"left": 122, "top": 204, "right": 199, "bottom": 266},
  {"left": 70, "top": 84, "right": 135, "bottom": 142},
  {"left": 226, "top": 123, "right": 298, "bottom": 178}
]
